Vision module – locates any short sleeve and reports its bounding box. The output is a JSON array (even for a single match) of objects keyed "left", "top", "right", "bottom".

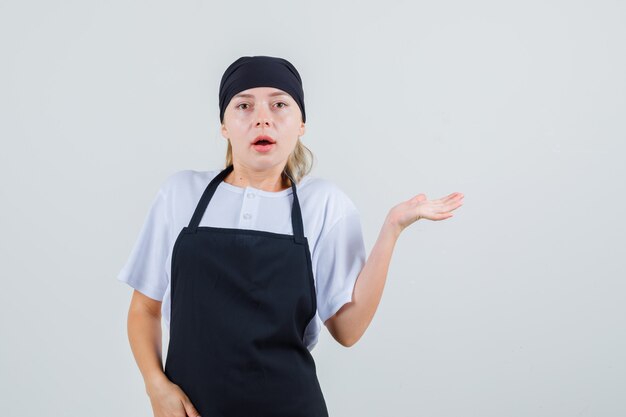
[
  {"left": 116, "top": 188, "right": 170, "bottom": 301},
  {"left": 313, "top": 210, "right": 367, "bottom": 323}
]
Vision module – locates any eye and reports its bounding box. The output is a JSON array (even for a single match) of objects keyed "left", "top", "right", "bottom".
[
  {"left": 275, "top": 102, "right": 287, "bottom": 108},
  {"left": 236, "top": 103, "right": 249, "bottom": 110}
]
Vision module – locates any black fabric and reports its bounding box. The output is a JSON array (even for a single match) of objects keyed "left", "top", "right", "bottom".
[
  {"left": 164, "top": 164, "right": 328, "bottom": 417},
  {"left": 219, "top": 55, "right": 306, "bottom": 123}
]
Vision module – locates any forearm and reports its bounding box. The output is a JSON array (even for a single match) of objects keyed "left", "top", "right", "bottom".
[
  {"left": 335, "top": 214, "right": 402, "bottom": 346},
  {"left": 127, "top": 307, "right": 170, "bottom": 394}
]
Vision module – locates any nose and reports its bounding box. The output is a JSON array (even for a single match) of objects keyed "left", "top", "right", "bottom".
[{"left": 255, "top": 102, "right": 272, "bottom": 127}]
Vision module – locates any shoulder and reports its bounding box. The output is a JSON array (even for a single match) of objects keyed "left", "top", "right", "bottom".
[
  {"left": 301, "top": 175, "right": 356, "bottom": 210},
  {"left": 157, "top": 168, "right": 221, "bottom": 199},
  {"left": 298, "top": 174, "right": 360, "bottom": 230}
]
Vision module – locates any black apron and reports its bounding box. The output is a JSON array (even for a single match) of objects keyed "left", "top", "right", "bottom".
[{"left": 164, "top": 164, "right": 329, "bottom": 417}]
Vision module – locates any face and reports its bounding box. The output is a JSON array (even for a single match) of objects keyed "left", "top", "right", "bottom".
[{"left": 221, "top": 86, "right": 305, "bottom": 172}]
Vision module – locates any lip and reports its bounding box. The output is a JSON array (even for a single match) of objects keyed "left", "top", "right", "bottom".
[
  {"left": 251, "top": 134, "right": 276, "bottom": 145},
  {"left": 252, "top": 142, "right": 274, "bottom": 153}
]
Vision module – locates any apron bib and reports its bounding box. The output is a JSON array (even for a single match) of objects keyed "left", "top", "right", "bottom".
[{"left": 164, "top": 164, "right": 329, "bottom": 417}]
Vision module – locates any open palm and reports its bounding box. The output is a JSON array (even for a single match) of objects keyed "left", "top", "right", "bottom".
[{"left": 388, "top": 192, "right": 464, "bottom": 232}]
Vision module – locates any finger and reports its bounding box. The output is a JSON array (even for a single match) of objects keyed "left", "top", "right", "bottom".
[
  {"left": 431, "top": 212, "right": 453, "bottom": 221},
  {"left": 444, "top": 192, "right": 463, "bottom": 202},
  {"left": 435, "top": 194, "right": 456, "bottom": 205},
  {"left": 443, "top": 202, "right": 463, "bottom": 213},
  {"left": 183, "top": 398, "right": 201, "bottom": 417},
  {"left": 442, "top": 196, "right": 464, "bottom": 210}
]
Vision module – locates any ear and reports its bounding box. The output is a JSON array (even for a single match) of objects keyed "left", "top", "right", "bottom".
[
  {"left": 299, "top": 122, "right": 305, "bottom": 137},
  {"left": 221, "top": 123, "right": 229, "bottom": 139}
]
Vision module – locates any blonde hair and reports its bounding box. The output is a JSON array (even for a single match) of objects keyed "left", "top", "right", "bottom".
[{"left": 224, "top": 138, "right": 315, "bottom": 185}]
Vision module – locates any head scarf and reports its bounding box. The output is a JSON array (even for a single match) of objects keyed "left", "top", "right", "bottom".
[{"left": 218, "top": 55, "right": 306, "bottom": 123}]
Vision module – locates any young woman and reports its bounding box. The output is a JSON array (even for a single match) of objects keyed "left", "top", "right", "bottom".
[{"left": 117, "top": 55, "right": 464, "bottom": 417}]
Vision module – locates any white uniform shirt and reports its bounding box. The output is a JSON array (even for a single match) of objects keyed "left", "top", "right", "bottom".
[{"left": 117, "top": 168, "right": 367, "bottom": 351}]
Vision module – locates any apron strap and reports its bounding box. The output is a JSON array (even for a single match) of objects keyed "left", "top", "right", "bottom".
[
  {"left": 187, "top": 164, "right": 232, "bottom": 231},
  {"left": 285, "top": 171, "right": 306, "bottom": 245},
  {"left": 188, "top": 164, "right": 306, "bottom": 244}
]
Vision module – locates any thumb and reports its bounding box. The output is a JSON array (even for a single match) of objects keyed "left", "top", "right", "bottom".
[
  {"left": 182, "top": 397, "right": 201, "bottom": 417},
  {"left": 411, "top": 193, "right": 426, "bottom": 201}
]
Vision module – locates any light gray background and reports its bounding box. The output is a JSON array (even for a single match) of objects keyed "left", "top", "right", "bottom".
[{"left": 1, "top": 1, "right": 624, "bottom": 416}]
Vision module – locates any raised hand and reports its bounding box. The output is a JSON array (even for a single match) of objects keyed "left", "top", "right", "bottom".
[{"left": 387, "top": 192, "right": 464, "bottom": 233}]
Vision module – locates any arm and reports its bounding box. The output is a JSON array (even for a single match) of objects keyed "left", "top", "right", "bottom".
[
  {"left": 324, "top": 191, "right": 464, "bottom": 347},
  {"left": 125, "top": 290, "right": 170, "bottom": 395},
  {"left": 324, "top": 215, "right": 400, "bottom": 347},
  {"left": 125, "top": 290, "right": 202, "bottom": 416}
]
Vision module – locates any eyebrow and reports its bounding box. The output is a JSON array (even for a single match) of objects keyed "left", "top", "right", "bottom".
[{"left": 233, "top": 91, "right": 290, "bottom": 99}]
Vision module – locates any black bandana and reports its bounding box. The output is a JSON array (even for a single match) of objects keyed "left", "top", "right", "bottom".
[{"left": 218, "top": 55, "right": 306, "bottom": 123}]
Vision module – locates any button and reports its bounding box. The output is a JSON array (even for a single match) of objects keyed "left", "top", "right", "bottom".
[
  {"left": 243, "top": 213, "right": 252, "bottom": 220},
  {"left": 246, "top": 193, "right": 255, "bottom": 199}
]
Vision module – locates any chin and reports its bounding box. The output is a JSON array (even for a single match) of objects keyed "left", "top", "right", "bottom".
[{"left": 249, "top": 157, "right": 288, "bottom": 170}]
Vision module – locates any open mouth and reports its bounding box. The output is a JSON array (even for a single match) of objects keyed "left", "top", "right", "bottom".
[
  {"left": 252, "top": 136, "right": 275, "bottom": 152},
  {"left": 252, "top": 134, "right": 276, "bottom": 145},
  {"left": 252, "top": 135, "right": 276, "bottom": 152}
]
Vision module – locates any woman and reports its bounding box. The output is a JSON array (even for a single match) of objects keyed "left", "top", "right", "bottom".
[{"left": 117, "top": 55, "right": 464, "bottom": 417}]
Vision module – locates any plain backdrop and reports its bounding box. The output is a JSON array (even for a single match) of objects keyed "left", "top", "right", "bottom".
[{"left": 1, "top": 1, "right": 624, "bottom": 416}]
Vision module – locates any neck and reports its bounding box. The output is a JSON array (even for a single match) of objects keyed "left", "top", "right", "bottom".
[{"left": 224, "top": 163, "right": 291, "bottom": 192}]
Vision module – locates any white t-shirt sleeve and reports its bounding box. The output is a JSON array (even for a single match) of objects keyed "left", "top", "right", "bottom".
[
  {"left": 313, "top": 209, "right": 367, "bottom": 324},
  {"left": 116, "top": 187, "right": 171, "bottom": 301}
]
